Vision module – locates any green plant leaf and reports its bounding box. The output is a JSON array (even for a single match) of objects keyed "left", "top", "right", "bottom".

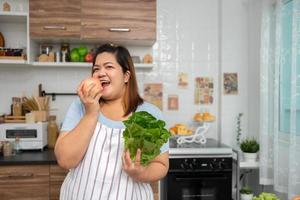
[
  {"left": 123, "top": 111, "right": 171, "bottom": 166},
  {"left": 240, "top": 138, "right": 260, "bottom": 153},
  {"left": 240, "top": 186, "right": 253, "bottom": 194}
]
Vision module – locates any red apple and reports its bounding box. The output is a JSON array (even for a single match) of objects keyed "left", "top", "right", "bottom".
[{"left": 85, "top": 53, "right": 93, "bottom": 62}]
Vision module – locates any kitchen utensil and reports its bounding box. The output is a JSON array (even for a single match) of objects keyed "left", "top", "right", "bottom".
[
  {"left": 36, "top": 96, "right": 49, "bottom": 111},
  {"left": 22, "top": 96, "right": 39, "bottom": 112}
]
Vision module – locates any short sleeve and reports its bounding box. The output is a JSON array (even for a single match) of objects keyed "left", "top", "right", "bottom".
[
  {"left": 136, "top": 102, "right": 169, "bottom": 154},
  {"left": 60, "top": 98, "right": 84, "bottom": 132},
  {"left": 159, "top": 141, "right": 169, "bottom": 154}
]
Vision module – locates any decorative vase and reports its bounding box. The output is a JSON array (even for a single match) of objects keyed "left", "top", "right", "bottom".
[
  {"left": 243, "top": 152, "right": 258, "bottom": 162},
  {"left": 241, "top": 193, "right": 253, "bottom": 200}
]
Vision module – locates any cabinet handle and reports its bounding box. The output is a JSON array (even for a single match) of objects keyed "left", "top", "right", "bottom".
[
  {"left": 109, "top": 28, "right": 130, "bottom": 32},
  {"left": 43, "top": 25, "right": 66, "bottom": 30},
  {"left": 0, "top": 173, "right": 34, "bottom": 179}
]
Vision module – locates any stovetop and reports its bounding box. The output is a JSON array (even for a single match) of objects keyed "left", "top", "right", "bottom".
[{"left": 169, "top": 137, "right": 232, "bottom": 157}]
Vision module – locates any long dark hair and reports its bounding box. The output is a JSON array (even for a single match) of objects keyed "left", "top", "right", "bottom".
[{"left": 92, "top": 43, "right": 143, "bottom": 116}]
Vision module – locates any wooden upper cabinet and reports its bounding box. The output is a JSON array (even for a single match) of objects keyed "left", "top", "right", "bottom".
[
  {"left": 81, "top": 0, "right": 156, "bottom": 45},
  {"left": 29, "top": 0, "right": 81, "bottom": 38}
]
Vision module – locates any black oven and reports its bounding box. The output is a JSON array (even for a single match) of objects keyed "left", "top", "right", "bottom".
[{"left": 161, "top": 156, "right": 232, "bottom": 200}]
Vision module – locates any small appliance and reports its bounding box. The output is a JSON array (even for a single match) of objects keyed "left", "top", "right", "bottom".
[{"left": 0, "top": 122, "right": 48, "bottom": 150}]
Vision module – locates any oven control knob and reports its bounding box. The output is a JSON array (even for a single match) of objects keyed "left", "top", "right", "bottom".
[
  {"left": 192, "top": 159, "right": 197, "bottom": 165},
  {"left": 180, "top": 159, "right": 189, "bottom": 169},
  {"left": 180, "top": 163, "right": 185, "bottom": 169},
  {"left": 219, "top": 162, "right": 227, "bottom": 170},
  {"left": 209, "top": 161, "right": 219, "bottom": 169}
]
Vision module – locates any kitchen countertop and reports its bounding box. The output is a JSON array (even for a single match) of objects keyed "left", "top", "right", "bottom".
[
  {"left": 0, "top": 138, "right": 233, "bottom": 165},
  {"left": 169, "top": 137, "right": 233, "bottom": 157},
  {"left": 0, "top": 148, "right": 57, "bottom": 165}
]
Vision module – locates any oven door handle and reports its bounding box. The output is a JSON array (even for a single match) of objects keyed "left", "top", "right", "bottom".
[{"left": 175, "top": 176, "right": 227, "bottom": 181}]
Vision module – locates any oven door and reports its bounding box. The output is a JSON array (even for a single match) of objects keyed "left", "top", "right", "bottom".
[{"left": 161, "top": 171, "right": 232, "bottom": 200}]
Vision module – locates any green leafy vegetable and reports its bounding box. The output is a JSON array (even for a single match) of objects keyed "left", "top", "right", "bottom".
[
  {"left": 123, "top": 111, "right": 171, "bottom": 166},
  {"left": 252, "top": 192, "right": 280, "bottom": 200}
]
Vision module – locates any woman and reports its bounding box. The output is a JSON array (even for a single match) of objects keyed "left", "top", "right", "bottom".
[{"left": 54, "top": 43, "right": 169, "bottom": 200}]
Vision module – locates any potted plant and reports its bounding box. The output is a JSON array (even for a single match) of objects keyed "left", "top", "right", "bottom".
[
  {"left": 240, "top": 186, "right": 254, "bottom": 200},
  {"left": 240, "top": 138, "right": 259, "bottom": 162}
]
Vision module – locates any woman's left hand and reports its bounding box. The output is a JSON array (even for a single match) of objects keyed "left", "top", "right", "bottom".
[{"left": 122, "top": 149, "right": 145, "bottom": 182}]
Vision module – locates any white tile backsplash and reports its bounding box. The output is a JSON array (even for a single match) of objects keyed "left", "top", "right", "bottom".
[{"left": 0, "top": 0, "right": 261, "bottom": 146}]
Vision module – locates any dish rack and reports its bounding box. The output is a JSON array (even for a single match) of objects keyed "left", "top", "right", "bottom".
[{"left": 176, "top": 122, "right": 211, "bottom": 144}]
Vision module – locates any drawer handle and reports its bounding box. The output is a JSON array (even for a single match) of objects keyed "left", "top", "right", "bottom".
[
  {"left": 109, "top": 28, "right": 130, "bottom": 32},
  {"left": 43, "top": 25, "right": 66, "bottom": 30},
  {"left": 0, "top": 173, "right": 34, "bottom": 179}
]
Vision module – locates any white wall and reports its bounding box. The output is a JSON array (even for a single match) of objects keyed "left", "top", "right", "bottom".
[
  {"left": 221, "top": 0, "right": 251, "bottom": 146},
  {"left": 153, "top": 0, "right": 220, "bottom": 140},
  {"left": 248, "top": 0, "right": 262, "bottom": 140},
  {"left": 0, "top": 0, "right": 261, "bottom": 145}
]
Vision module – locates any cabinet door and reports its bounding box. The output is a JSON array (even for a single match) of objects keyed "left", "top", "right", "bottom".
[
  {"left": 29, "top": 0, "right": 81, "bottom": 38},
  {"left": 0, "top": 165, "right": 49, "bottom": 200},
  {"left": 81, "top": 0, "right": 156, "bottom": 45},
  {"left": 49, "top": 164, "right": 68, "bottom": 200}
]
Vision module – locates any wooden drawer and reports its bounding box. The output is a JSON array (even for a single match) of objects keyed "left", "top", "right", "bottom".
[
  {"left": 0, "top": 165, "right": 49, "bottom": 200},
  {"left": 49, "top": 164, "right": 68, "bottom": 200}
]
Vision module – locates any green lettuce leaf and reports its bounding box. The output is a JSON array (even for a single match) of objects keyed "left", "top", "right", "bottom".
[{"left": 123, "top": 111, "right": 171, "bottom": 166}]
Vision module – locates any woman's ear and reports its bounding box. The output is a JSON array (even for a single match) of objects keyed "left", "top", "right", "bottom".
[{"left": 124, "top": 71, "right": 130, "bottom": 83}]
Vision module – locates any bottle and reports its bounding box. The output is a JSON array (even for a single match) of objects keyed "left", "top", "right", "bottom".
[
  {"left": 61, "top": 43, "right": 70, "bottom": 62},
  {"left": 0, "top": 32, "right": 5, "bottom": 48},
  {"left": 55, "top": 51, "right": 61, "bottom": 63},
  {"left": 12, "top": 97, "right": 22, "bottom": 116},
  {"left": 47, "top": 115, "right": 58, "bottom": 149},
  {"left": 14, "top": 136, "right": 21, "bottom": 154}
]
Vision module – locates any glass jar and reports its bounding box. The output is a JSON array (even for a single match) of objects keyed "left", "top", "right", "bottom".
[
  {"left": 61, "top": 43, "right": 70, "bottom": 62},
  {"left": 0, "top": 114, "right": 4, "bottom": 124},
  {"left": 0, "top": 141, "right": 3, "bottom": 155},
  {"left": 47, "top": 115, "right": 58, "bottom": 149},
  {"left": 12, "top": 97, "right": 22, "bottom": 116},
  {"left": 3, "top": 141, "right": 12, "bottom": 157},
  {"left": 40, "top": 44, "right": 52, "bottom": 55},
  {"left": 14, "top": 136, "right": 21, "bottom": 154}
]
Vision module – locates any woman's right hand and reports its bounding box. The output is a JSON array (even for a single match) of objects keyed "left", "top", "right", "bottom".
[{"left": 77, "top": 78, "right": 103, "bottom": 116}]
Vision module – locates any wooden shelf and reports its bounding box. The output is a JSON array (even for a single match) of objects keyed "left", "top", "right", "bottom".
[{"left": 0, "top": 11, "right": 28, "bottom": 23}]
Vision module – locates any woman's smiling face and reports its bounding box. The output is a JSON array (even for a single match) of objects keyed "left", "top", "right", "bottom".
[{"left": 92, "top": 52, "right": 130, "bottom": 101}]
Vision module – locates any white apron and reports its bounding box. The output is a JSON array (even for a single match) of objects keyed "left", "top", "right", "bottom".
[{"left": 60, "top": 123, "right": 154, "bottom": 200}]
